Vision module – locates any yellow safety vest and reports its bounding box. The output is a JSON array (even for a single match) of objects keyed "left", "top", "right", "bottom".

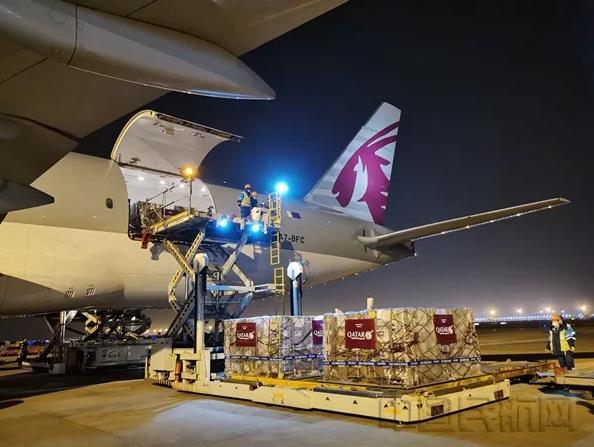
[
  {"left": 239, "top": 191, "right": 251, "bottom": 207},
  {"left": 549, "top": 327, "right": 571, "bottom": 353}
]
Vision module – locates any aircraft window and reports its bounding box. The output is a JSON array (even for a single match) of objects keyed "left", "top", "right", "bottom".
[{"left": 106, "top": 198, "right": 114, "bottom": 209}]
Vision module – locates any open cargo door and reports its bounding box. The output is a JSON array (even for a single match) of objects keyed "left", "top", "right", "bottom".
[
  {"left": 111, "top": 110, "right": 242, "bottom": 240},
  {"left": 111, "top": 110, "right": 241, "bottom": 177}
]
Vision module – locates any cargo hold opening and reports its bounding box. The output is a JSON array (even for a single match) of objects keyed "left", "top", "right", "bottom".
[{"left": 110, "top": 110, "right": 241, "bottom": 240}]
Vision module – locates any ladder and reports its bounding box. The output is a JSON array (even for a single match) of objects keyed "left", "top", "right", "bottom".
[
  {"left": 268, "top": 192, "right": 282, "bottom": 227},
  {"left": 268, "top": 192, "right": 285, "bottom": 296}
]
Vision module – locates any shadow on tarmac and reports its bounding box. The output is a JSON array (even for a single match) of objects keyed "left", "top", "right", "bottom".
[
  {"left": 0, "top": 367, "right": 144, "bottom": 401},
  {"left": 0, "top": 399, "right": 23, "bottom": 410}
]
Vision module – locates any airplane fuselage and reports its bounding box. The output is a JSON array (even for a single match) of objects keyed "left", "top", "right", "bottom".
[{"left": 0, "top": 153, "right": 409, "bottom": 316}]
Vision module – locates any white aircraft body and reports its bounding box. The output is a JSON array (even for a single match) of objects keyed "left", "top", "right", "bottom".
[{"left": 0, "top": 104, "right": 568, "bottom": 316}]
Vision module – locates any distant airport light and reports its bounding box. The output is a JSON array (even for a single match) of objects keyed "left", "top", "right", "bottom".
[
  {"left": 516, "top": 308, "right": 523, "bottom": 314},
  {"left": 579, "top": 304, "right": 588, "bottom": 312},
  {"left": 544, "top": 306, "right": 552, "bottom": 313},
  {"left": 488, "top": 309, "right": 497, "bottom": 317},
  {"left": 275, "top": 181, "right": 289, "bottom": 195}
]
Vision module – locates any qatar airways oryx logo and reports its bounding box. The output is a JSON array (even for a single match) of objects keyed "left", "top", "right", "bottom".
[
  {"left": 433, "top": 314, "right": 457, "bottom": 345},
  {"left": 345, "top": 318, "right": 376, "bottom": 349},
  {"left": 235, "top": 322, "right": 257, "bottom": 347},
  {"left": 331, "top": 121, "right": 399, "bottom": 224}
]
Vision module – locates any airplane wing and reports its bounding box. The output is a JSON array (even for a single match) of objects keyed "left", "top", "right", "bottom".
[
  {"left": 0, "top": 0, "right": 346, "bottom": 213},
  {"left": 358, "top": 198, "right": 570, "bottom": 249}
]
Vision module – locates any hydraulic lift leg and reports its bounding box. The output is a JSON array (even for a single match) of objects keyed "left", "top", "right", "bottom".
[
  {"left": 193, "top": 253, "right": 209, "bottom": 353},
  {"left": 287, "top": 261, "right": 304, "bottom": 316}
]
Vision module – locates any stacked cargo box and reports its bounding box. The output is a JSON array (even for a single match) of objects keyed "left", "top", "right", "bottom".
[
  {"left": 224, "top": 315, "right": 323, "bottom": 378},
  {"left": 322, "top": 308, "right": 481, "bottom": 387}
]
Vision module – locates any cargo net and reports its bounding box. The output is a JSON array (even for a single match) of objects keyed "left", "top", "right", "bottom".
[
  {"left": 323, "top": 308, "right": 482, "bottom": 387},
  {"left": 224, "top": 316, "right": 323, "bottom": 379}
]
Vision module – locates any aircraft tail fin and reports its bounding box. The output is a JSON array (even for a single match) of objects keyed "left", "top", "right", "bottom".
[{"left": 304, "top": 102, "right": 401, "bottom": 225}]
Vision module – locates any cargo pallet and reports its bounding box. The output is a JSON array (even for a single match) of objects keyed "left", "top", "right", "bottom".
[{"left": 147, "top": 343, "right": 511, "bottom": 423}]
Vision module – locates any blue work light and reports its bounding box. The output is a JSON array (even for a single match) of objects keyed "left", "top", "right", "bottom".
[{"left": 274, "top": 181, "right": 289, "bottom": 195}]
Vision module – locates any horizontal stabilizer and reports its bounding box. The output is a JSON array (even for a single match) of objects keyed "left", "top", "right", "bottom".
[
  {"left": 358, "top": 197, "right": 569, "bottom": 249},
  {"left": 0, "top": 178, "right": 54, "bottom": 214}
]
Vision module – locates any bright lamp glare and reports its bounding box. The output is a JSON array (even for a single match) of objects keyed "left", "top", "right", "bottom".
[
  {"left": 217, "top": 217, "right": 229, "bottom": 228},
  {"left": 250, "top": 222, "right": 261, "bottom": 233},
  {"left": 275, "top": 181, "right": 289, "bottom": 195}
]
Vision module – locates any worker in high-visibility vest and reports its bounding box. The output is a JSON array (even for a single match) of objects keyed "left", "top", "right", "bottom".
[
  {"left": 545, "top": 314, "right": 576, "bottom": 370},
  {"left": 250, "top": 191, "right": 263, "bottom": 221},
  {"left": 237, "top": 184, "right": 252, "bottom": 219},
  {"left": 18, "top": 339, "right": 28, "bottom": 366}
]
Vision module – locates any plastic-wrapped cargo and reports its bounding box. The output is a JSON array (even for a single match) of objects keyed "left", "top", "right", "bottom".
[
  {"left": 323, "top": 308, "right": 481, "bottom": 387},
  {"left": 224, "top": 315, "right": 323, "bottom": 378}
]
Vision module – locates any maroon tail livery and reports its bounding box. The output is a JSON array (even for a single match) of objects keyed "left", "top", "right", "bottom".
[{"left": 305, "top": 103, "right": 401, "bottom": 224}]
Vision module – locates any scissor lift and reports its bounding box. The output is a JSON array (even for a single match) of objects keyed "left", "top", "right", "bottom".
[{"left": 145, "top": 192, "right": 285, "bottom": 340}]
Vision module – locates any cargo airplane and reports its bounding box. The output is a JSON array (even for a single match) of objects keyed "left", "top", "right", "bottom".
[
  {"left": 0, "top": 102, "right": 568, "bottom": 316},
  {"left": 0, "top": 0, "right": 568, "bottom": 318}
]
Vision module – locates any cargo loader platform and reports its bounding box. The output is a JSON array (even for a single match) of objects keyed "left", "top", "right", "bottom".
[
  {"left": 147, "top": 344, "right": 510, "bottom": 424},
  {"left": 481, "top": 360, "right": 555, "bottom": 381},
  {"left": 145, "top": 209, "right": 272, "bottom": 247}
]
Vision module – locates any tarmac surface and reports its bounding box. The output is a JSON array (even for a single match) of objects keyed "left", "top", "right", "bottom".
[
  {"left": 0, "top": 364, "right": 593, "bottom": 447},
  {"left": 476, "top": 321, "right": 594, "bottom": 355},
  {"left": 0, "top": 325, "right": 593, "bottom": 447}
]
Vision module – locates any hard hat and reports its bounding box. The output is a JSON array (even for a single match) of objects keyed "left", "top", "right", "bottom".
[
  {"left": 551, "top": 314, "right": 562, "bottom": 322},
  {"left": 244, "top": 183, "right": 251, "bottom": 190}
]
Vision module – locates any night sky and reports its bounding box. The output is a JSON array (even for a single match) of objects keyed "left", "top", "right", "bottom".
[{"left": 1, "top": 0, "right": 593, "bottom": 338}]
